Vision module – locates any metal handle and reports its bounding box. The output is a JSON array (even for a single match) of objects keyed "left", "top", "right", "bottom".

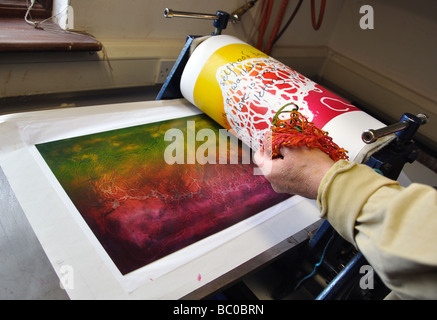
[
  {"left": 416, "top": 113, "right": 430, "bottom": 125},
  {"left": 362, "top": 113, "right": 429, "bottom": 144},
  {"left": 164, "top": 8, "right": 218, "bottom": 20},
  {"left": 164, "top": 8, "right": 229, "bottom": 35},
  {"left": 362, "top": 122, "right": 408, "bottom": 144}
]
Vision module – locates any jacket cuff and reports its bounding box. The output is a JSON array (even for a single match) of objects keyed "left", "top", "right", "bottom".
[{"left": 316, "top": 160, "right": 398, "bottom": 245}]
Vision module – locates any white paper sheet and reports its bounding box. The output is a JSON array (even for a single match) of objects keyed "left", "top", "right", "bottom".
[{"left": 0, "top": 99, "right": 320, "bottom": 299}]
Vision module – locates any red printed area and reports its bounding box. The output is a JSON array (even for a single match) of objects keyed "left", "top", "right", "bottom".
[
  {"left": 36, "top": 114, "right": 290, "bottom": 275},
  {"left": 304, "top": 84, "right": 359, "bottom": 128},
  {"left": 264, "top": 106, "right": 349, "bottom": 161},
  {"left": 217, "top": 57, "right": 358, "bottom": 149}
]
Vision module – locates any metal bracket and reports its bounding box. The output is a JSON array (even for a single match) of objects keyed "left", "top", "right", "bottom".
[
  {"left": 362, "top": 113, "right": 429, "bottom": 144},
  {"left": 164, "top": 8, "right": 230, "bottom": 35}
]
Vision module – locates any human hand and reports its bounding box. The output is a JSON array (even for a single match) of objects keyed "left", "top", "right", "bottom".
[{"left": 254, "top": 146, "right": 335, "bottom": 199}]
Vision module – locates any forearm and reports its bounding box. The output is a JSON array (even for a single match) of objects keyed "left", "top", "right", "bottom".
[{"left": 317, "top": 160, "right": 437, "bottom": 299}]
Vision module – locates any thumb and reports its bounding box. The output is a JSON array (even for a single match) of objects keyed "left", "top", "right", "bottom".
[
  {"left": 279, "top": 146, "right": 295, "bottom": 157},
  {"left": 253, "top": 148, "right": 264, "bottom": 167},
  {"left": 253, "top": 148, "right": 274, "bottom": 176}
]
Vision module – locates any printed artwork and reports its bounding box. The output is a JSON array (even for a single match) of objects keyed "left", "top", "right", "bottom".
[
  {"left": 36, "top": 114, "right": 290, "bottom": 275},
  {"left": 188, "top": 39, "right": 359, "bottom": 150}
]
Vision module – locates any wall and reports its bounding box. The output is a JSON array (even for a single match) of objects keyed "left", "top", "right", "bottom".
[
  {"left": 328, "top": 0, "right": 437, "bottom": 101},
  {"left": 71, "top": 0, "right": 344, "bottom": 77},
  {"left": 322, "top": 0, "right": 437, "bottom": 150},
  {"left": 0, "top": 0, "right": 344, "bottom": 99},
  {"left": 1, "top": 0, "right": 436, "bottom": 150},
  {"left": 70, "top": 0, "right": 341, "bottom": 46}
]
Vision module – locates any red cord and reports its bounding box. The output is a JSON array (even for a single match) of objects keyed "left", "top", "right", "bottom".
[
  {"left": 272, "top": 0, "right": 304, "bottom": 46},
  {"left": 255, "top": 0, "right": 266, "bottom": 50},
  {"left": 311, "top": 0, "right": 326, "bottom": 30},
  {"left": 265, "top": 0, "right": 289, "bottom": 55},
  {"left": 264, "top": 106, "right": 349, "bottom": 161},
  {"left": 256, "top": 0, "right": 274, "bottom": 50}
]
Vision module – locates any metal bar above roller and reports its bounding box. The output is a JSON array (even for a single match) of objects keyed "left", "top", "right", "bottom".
[{"left": 164, "top": 8, "right": 218, "bottom": 20}]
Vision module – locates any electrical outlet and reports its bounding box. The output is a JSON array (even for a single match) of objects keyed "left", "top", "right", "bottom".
[{"left": 156, "top": 60, "right": 176, "bottom": 84}]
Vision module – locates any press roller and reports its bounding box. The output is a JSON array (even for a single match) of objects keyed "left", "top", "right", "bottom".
[{"left": 159, "top": 34, "right": 398, "bottom": 163}]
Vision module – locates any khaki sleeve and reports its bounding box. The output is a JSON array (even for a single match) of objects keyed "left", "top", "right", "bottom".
[{"left": 317, "top": 160, "right": 437, "bottom": 299}]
